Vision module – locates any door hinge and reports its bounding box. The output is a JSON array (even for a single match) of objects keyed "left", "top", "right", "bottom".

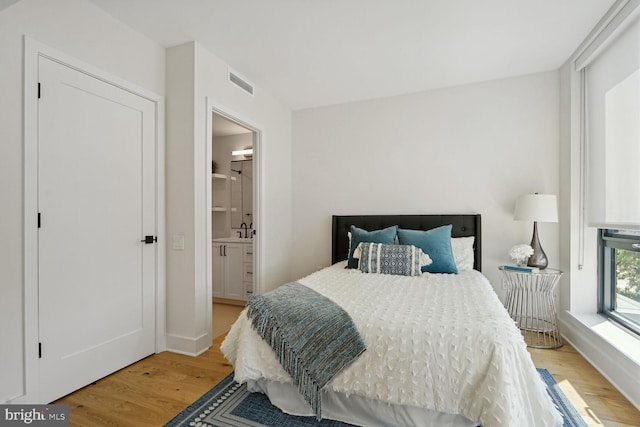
[
  {"left": 38, "top": 342, "right": 42, "bottom": 359},
  {"left": 37, "top": 212, "right": 41, "bottom": 228},
  {"left": 38, "top": 82, "right": 41, "bottom": 99}
]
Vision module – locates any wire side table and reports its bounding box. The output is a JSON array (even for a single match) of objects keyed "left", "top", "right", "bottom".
[{"left": 499, "top": 266, "right": 563, "bottom": 349}]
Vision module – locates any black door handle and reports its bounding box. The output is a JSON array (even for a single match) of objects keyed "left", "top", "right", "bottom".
[{"left": 141, "top": 235, "right": 157, "bottom": 244}]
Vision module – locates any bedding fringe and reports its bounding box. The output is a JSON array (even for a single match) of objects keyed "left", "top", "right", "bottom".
[{"left": 246, "top": 282, "right": 366, "bottom": 420}]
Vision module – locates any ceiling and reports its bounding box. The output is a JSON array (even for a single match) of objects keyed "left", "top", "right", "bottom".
[
  {"left": 0, "top": 0, "right": 19, "bottom": 11},
  {"left": 86, "top": 0, "right": 615, "bottom": 110},
  {"left": 212, "top": 112, "right": 252, "bottom": 137}
]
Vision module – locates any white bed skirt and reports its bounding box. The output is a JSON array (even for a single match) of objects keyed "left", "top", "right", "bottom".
[{"left": 247, "top": 378, "right": 479, "bottom": 427}]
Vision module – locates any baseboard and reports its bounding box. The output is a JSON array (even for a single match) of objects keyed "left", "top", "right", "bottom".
[
  {"left": 166, "top": 332, "right": 211, "bottom": 357},
  {"left": 559, "top": 312, "right": 640, "bottom": 411},
  {"left": 213, "top": 297, "right": 246, "bottom": 307}
]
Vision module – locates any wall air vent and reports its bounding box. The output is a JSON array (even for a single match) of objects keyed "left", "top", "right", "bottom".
[{"left": 228, "top": 70, "right": 254, "bottom": 96}]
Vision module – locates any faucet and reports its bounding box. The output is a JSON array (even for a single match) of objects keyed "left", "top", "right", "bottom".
[{"left": 240, "top": 222, "right": 248, "bottom": 238}]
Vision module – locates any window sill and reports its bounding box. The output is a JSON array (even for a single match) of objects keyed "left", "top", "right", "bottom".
[{"left": 566, "top": 311, "right": 640, "bottom": 366}]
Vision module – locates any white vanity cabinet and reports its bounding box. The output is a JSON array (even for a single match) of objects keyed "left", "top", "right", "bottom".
[{"left": 212, "top": 239, "right": 253, "bottom": 301}]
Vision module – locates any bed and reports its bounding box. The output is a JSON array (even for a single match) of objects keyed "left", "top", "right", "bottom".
[{"left": 221, "top": 214, "right": 562, "bottom": 427}]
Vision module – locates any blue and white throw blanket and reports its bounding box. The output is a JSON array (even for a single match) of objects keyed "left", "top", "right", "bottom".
[{"left": 246, "top": 282, "right": 367, "bottom": 420}]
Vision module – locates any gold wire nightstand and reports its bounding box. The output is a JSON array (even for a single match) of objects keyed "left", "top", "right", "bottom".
[{"left": 499, "top": 266, "right": 563, "bottom": 349}]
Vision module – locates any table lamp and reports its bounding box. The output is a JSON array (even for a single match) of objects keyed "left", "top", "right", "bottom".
[{"left": 514, "top": 193, "right": 558, "bottom": 269}]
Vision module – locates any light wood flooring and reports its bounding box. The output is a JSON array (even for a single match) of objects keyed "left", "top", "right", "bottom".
[
  {"left": 55, "top": 304, "right": 640, "bottom": 426},
  {"left": 212, "top": 302, "right": 245, "bottom": 339},
  {"left": 529, "top": 344, "right": 639, "bottom": 427}
]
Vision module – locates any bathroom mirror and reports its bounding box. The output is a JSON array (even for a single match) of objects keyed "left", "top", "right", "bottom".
[{"left": 230, "top": 160, "right": 253, "bottom": 229}]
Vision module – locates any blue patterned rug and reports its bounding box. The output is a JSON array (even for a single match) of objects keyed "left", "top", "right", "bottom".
[{"left": 164, "top": 369, "right": 586, "bottom": 427}]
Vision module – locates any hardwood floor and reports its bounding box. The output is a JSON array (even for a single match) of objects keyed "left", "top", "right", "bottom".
[
  {"left": 54, "top": 303, "right": 243, "bottom": 427},
  {"left": 212, "top": 302, "right": 245, "bottom": 339},
  {"left": 55, "top": 334, "right": 233, "bottom": 426},
  {"left": 529, "top": 343, "right": 640, "bottom": 427},
  {"left": 55, "top": 313, "right": 640, "bottom": 426}
]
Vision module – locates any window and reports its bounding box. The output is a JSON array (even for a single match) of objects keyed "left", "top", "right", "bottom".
[
  {"left": 599, "top": 229, "right": 640, "bottom": 335},
  {"left": 580, "top": 5, "right": 640, "bottom": 335}
]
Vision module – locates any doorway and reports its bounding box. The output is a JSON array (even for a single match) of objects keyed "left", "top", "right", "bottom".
[
  {"left": 206, "top": 104, "right": 261, "bottom": 340},
  {"left": 211, "top": 113, "right": 254, "bottom": 240}
]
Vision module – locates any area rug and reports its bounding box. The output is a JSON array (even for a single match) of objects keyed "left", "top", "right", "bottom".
[{"left": 164, "top": 369, "right": 586, "bottom": 427}]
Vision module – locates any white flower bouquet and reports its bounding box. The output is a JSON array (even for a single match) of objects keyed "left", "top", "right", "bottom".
[{"left": 509, "top": 244, "right": 534, "bottom": 266}]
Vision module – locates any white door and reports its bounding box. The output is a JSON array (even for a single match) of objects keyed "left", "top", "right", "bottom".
[{"left": 37, "top": 56, "right": 157, "bottom": 403}]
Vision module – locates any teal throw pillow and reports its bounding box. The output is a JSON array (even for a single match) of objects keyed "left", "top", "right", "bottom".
[
  {"left": 347, "top": 225, "right": 398, "bottom": 269},
  {"left": 397, "top": 225, "right": 458, "bottom": 274}
]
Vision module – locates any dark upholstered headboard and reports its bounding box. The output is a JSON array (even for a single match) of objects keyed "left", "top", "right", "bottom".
[{"left": 331, "top": 214, "right": 482, "bottom": 272}]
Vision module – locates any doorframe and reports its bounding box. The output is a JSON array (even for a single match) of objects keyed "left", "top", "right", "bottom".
[
  {"left": 22, "top": 37, "right": 166, "bottom": 403},
  {"left": 205, "top": 98, "right": 263, "bottom": 339}
]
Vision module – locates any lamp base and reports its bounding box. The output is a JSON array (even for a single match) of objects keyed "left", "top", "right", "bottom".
[{"left": 528, "top": 222, "right": 548, "bottom": 269}]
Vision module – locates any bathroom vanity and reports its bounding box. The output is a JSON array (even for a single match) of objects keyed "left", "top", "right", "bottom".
[{"left": 212, "top": 237, "right": 253, "bottom": 302}]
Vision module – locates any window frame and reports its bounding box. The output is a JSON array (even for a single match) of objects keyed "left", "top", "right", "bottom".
[{"left": 598, "top": 229, "right": 640, "bottom": 336}]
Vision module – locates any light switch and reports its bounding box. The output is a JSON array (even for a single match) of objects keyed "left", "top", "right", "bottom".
[{"left": 172, "top": 234, "right": 185, "bottom": 250}]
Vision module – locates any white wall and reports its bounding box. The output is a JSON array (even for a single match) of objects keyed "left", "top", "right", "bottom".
[
  {"left": 292, "top": 71, "right": 560, "bottom": 295},
  {"left": 165, "top": 42, "right": 293, "bottom": 355},
  {"left": 193, "top": 42, "right": 293, "bottom": 293},
  {"left": 165, "top": 43, "right": 198, "bottom": 353},
  {"left": 0, "top": 0, "right": 165, "bottom": 403}
]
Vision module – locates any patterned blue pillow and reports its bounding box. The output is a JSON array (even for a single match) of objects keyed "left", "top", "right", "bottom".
[{"left": 354, "top": 242, "right": 431, "bottom": 276}]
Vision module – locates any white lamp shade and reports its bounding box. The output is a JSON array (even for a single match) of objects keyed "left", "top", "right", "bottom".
[{"left": 514, "top": 194, "right": 558, "bottom": 223}]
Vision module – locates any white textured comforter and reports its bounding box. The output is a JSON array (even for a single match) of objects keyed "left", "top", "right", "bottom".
[{"left": 221, "top": 263, "right": 563, "bottom": 427}]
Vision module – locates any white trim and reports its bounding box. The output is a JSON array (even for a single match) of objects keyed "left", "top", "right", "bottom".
[
  {"left": 155, "top": 90, "right": 167, "bottom": 354},
  {"left": 22, "top": 35, "right": 40, "bottom": 404},
  {"left": 205, "top": 98, "right": 264, "bottom": 340},
  {"left": 577, "top": 68, "right": 586, "bottom": 270},
  {"left": 21, "top": 37, "right": 166, "bottom": 403},
  {"left": 574, "top": 0, "right": 640, "bottom": 70},
  {"left": 560, "top": 313, "right": 640, "bottom": 411},
  {"left": 166, "top": 333, "right": 211, "bottom": 357}
]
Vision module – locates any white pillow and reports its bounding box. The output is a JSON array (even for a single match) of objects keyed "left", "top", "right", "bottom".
[{"left": 451, "top": 237, "right": 475, "bottom": 271}]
